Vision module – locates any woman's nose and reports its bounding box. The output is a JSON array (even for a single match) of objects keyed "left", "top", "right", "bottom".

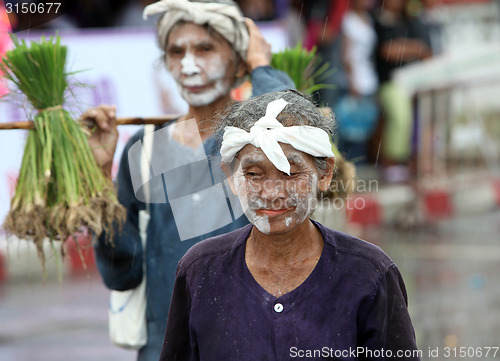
[
  {"left": 181, "top": 53, "right": 201, "bottom": 76},
  {"left": 259, "top": 178, "right": 286, "bottom": 200}
]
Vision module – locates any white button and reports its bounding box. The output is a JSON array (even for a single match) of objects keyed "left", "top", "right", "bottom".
[
  {"left": 192, "top": 193, "right": 201, "bottom": 201},
  {"left": 274, "top": 303, "right": 284, "bottom": 313}
]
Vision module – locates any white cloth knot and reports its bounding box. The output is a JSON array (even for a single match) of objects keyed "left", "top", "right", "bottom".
[
  {"left": 143, "top": 0, "right": 249, "bottom": 60},
  {"left": 220, "top": 98, "right": 335, "bottom": 175}
]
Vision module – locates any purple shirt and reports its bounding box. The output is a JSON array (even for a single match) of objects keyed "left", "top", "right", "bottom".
[{"left": 160, "top": 221, "right": 420, "bottom": 361}]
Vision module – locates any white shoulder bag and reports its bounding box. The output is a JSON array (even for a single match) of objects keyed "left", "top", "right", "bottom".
[{"left": 108, "top": 124, "right": 154, "bottom": 349}]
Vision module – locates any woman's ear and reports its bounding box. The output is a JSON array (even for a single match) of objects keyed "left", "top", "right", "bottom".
[
  {"left": 318, "top": 157, "right": 335, "bottom": 193},
  {"left": 221, "top": 162, "right": 238, "bottom": 195}
]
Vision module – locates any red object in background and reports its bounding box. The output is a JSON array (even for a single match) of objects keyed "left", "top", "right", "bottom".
[
  {"left": 6, "top": 171, "right": 18, "bottom": 197},
  {"left": 231, "top": 80, "right": 252, "bottom": 101},
  {"left": 65, "top": 232, "right": 97, "bottom": 276},
  {"left": 0, "top": 251, "right": 6, "bottom": 282},
  {"left": 346, "top": 194, "right": 383, "bottom": 226},
  {"left": 493, "top": 179, "right": 500, "bottom": 206},
  {"left": 1, "top": 2, "right": 12, "bottom": 97},
  {"left": 304, "top": 0, "right": 349, "bottom": 50},
  {"left": 0, "top": 3, "right": 11, "bottom": 43},
  {"left": 423, "top": 189, "right": 454, "bottom": 219}
]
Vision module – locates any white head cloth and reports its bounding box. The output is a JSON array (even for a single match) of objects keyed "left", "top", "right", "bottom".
[
  {"left": 143, "top": 0, "right": 249, "bottom": 60},
  {"left": 220, "top": 99, "right": 335, "bottom": 175}
]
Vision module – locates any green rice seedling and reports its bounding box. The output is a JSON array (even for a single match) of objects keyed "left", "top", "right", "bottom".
[
  {"left": 0, "top": 35, "right": 126, "bottom": 272},
  {"left": 270, "top": 42, "right": 334, "bottom": 95}
]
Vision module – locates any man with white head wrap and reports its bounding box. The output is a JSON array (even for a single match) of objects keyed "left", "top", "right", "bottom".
[
  {"left": 143, "top": 0, "right": 293, "bottom": 96},
  {"left": 86, "top": 1, "right": 295, "bottom": 360},
  {"left": 144, "top": 0, "right": 249, "bottom": 60}
]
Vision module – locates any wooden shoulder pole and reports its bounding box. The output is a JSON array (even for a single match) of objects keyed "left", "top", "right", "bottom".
[{"left": 0, "top": 115, "right": 179, "bottom": 130}]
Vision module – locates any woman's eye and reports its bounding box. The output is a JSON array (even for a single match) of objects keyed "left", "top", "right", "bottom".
[
  {"left": 197, "top": 44, "right": 214, "bottom": 54},
  {"left": 168, "top": 47, "right": 183, "bottom": 56}
]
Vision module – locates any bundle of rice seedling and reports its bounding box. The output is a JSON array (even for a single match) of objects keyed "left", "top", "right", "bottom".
[
  {"left": 270, "top": 42, "right": 334, "bottom": 95},
  {"left": 0, "top": 35, "right": 126, "bottom": 269}
]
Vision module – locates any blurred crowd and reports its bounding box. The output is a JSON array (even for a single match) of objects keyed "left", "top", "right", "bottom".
[
  {"left": 5, "top": 0, "right": 443, "bottom": 182},
  {"left": 285, "top": 0, "right": 438, "bottom": 183}
]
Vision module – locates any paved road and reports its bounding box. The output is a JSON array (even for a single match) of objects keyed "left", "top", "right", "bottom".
[
  {"left": 363, "top": 210, "right": 500, "bottom": 360},
  {"left": 1, "top": 210, "right": 499, "bottom": 361},
  {"left": 0, "top": 273, "right": 135, "bottom": 361}
]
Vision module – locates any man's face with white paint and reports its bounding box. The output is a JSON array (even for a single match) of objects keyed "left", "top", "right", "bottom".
[
  {"left": 227, "top": 143, "right": 331, "bottom": 236},
  {"left": 165, "top": 22, "right": 241, "bottom": 107}
]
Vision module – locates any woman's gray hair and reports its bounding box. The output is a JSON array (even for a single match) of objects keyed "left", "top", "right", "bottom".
[{"left": 217, "top": 89, "right": 335, "bottom": 175}]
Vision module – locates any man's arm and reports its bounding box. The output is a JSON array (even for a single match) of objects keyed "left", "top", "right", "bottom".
[
  {"left": 244, "top": 18, "right": 296, "bottom": 97},
  {"left": 93, "top": 131, "right": 145, "bottom": 291}
]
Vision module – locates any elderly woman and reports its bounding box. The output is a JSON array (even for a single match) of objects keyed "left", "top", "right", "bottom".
[
  {"left": 159, "top": 90, "right": 420, "bottom": 361},
  {"left": 83, "top": 0, "right": 294, "bottom": 360}
]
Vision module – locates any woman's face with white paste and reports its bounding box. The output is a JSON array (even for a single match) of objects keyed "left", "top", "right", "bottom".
[
  {"left": 165, "top": 22, "right": 241, "bottom": 107},
  {"left": 228, "top": 143, "right": 332, "bottom": 235}
]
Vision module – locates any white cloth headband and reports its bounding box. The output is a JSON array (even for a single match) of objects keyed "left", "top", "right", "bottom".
[
  {"left": 220, "top": 99, "right": 335, "bottom": 175},
  {"left": 143, "top": 0, "right": 249, "bottom": 61}
]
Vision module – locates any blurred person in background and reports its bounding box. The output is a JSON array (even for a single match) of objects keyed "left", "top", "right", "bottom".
[
  {"left": 235, "top": 0, "right": 276, "bottom": 21},
  {"left": 414, "top": 0, "right": 443, "bottom": 55},
  {"left": 282, "top": 0, "right": 308, "bottom": 47},
  {"left": 81, "top": 0, "right": 294, "bottom": 360},
  {"left": 65, "top": 0, "right": 120, "bottom": 28},
  {"left": 373, "top": 0, "right": 432, "bottom": 182},
  {"left": 336, "top": 0, "right": 379, "bottom": 163},
  {"left": 302, "top": 0, "right": 350, "bottom": 108},
  {"left": 115, "top": 0, "right": 158, "bottom": 27}
]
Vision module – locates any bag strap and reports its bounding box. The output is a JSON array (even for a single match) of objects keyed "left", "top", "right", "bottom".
[
  {"left": 138, "top": 124, "right": 154, "bottom": 270},
  {"left": 141, "top": 124, "right": 155, "bottom": 215}
]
